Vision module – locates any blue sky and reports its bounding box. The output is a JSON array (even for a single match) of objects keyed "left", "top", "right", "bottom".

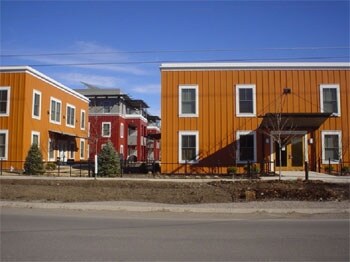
[{"left": 1, "top": 0, "right": 349, "bottom": 116}]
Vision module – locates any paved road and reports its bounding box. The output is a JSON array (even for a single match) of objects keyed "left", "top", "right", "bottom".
[{"left": 1, "top": 208, "right": 349, "bottom": 261}]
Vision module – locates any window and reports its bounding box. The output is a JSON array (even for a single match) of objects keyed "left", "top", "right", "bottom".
[
  {"left": 102, "top": 122, "right": 111, "bottom": 137},
  {"left": 80, "top": 110, "right": 86, "bottom": 130},
  {"left": 0, "top": 130, "right": 8, "bottom": 160},
  {"left": 120, "top": 123, "right": 124, "bottom": 138},
  {"left": 320, "top": 84, "right": 340, "bottom": 116},
  {"left": 322, "top": 131, "right": 341, "bottom": 163},
  {"left": 31, "top": 131, "right": 40, "bottom": 146},
  {"left": 103, "top": 101, "right": 112, "bottom": 113},
  {"left": 80, "top": 139, "right": 85, "bottom": 159},
  {"left": 236, "top": 131, "right": 256, "bottom": 163},
  {"left": 66, "top": 104, "right": 75, "bottom": 127},
  {"left": 48, "top": 139, "right": 55, "bottom": 160},
  {"left": 0, "top": 86, "right": 10, "bottom": 116},
  {"left": 32, "top": 90, "right": 41, "bottom": 119},
  {"left": 50, "top": 98, "right": 61, "bottom": 124},
  {"left": 236, "top": 84, "right": 256, "bottom": 117},
  {"left": 69, "top": 142, "right": 75, "bottom": 159},
  {"left": 179, "top": 85, "right": 198, "bottom": 117},
  {"left": 179, "top": 131, "right": 199, "bottom": 163},
  {"left": 120, "top": 145, "right": 124, "bottom": 156}
]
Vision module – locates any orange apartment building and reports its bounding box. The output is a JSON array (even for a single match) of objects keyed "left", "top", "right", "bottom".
[
  {"left": 160, "top": 62, "right": 350, "bottom": 175},
  {"left": 0, "top": 66, "right": 89, "bottom": 170}
]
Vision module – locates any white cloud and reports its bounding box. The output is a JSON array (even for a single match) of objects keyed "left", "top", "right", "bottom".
[
  {"left": 9, "top": 41, "right": 148, "bottom": 75},
  {"left": 131, "top": 84, "right": 160, "bottom": 94},
  {"left": 53, "top": 72, "right": 125, "bottom": 88}
]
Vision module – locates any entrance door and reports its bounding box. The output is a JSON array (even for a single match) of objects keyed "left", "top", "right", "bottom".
[{"left": 275, "top": 136, "right": 304, "bottom": 170}]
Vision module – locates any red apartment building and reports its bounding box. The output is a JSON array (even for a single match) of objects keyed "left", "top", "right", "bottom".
[{"left": 76, "top": 86, "right": 160, "bottom": 162}]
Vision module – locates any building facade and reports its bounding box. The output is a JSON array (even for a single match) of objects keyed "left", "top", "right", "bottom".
[
  {"left": 160, "top": 62, "right": 350, "bottom": 174},
  {"left": 0, "top": 66, "right": 89, "bottom": 170},
  {"left": 76, "top": 87, "right": 160, "bottom": 162}
]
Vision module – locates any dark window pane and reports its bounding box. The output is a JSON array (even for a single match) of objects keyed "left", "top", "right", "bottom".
[
  {"left": 181, "top": 89, "right": 196, "bottom": 114},
  {"left": 239, "top": 88, "right": 253, "bottom": 114},
  {"left": 239, "top": 134, "right": 254, "bottom": 161},
  {"left": 323, "top": 88, "right": 338, "bottom": 113}
]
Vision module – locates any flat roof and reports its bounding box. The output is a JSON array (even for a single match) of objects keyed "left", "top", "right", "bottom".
[
  {"left": 160, "top": 62, "right": 350, "bottom": 70},
  {"left": 0, "top": 66, "right": 90, "bottom": 103}
]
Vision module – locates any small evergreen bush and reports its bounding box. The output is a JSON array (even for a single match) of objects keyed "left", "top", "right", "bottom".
[
  {"left": 24, "top": 144, "right": 44, "bottom": 175},
  {"left": 98, "top": 141, "right": 121, "bottom": 177},
  {"left": 45, "top": 162, "right": 57, "bottom": 171}
]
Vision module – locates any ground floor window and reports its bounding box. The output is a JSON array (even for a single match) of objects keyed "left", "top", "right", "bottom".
[
  {"left": 179, "top": 131, "right": 199, "bottom": 163},
  {"left": 0, "top": 130, "right": 8, "bottom": 160},
  {"left": 80, "top": 139, "right": 85, "bottom": 159},
  {"left": 322, "top": 131, "right": 341, "bottom": 164},
  {"left": 31, "top": 131, "right": 40, "bottom": 146},
  {"left": 236, "top": 131, "right": 256, "bottom": 163},
  {"left": 48, "top": 139, "right": 55, "bottom": 160}
]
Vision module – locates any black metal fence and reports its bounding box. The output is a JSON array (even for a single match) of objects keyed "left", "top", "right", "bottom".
[{"left": 318, "top": 158, "right": 350, "bottom": 176}]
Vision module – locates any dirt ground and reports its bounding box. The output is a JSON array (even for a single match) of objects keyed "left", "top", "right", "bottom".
[{"left": 0, "top": 178, "right": 349, "bottom": 204}]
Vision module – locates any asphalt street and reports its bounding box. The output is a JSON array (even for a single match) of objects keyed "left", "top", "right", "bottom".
[{"left": 1, "top": 207, "right": 349, "bottom": 261}]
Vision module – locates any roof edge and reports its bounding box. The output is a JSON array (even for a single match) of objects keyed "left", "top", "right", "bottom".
[
  {"left": 160, "top": 62, "right": 350, "bottom": 70},
  {"left": 0, "top": 66, "right": 90, "bottom": 103}
]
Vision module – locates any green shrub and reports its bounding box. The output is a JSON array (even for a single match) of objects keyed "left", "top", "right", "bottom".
[
  {"left": 341, "top": 166, "right": 350, "bottom": 173},
  {"left": 227, "top": 166, "right": 237, "bottom": 174},
  {"left": 325, "top": 166, "right": 334, "bottom": 172},
  {"left": 24, "top": 144, "right": 44, "bottom": 175},
  {"left": 98, "top": 141, "right": 121, "bottom": 177},
  {"left": 244, "top": 164, "right": 260, "bottom": 174},
  {"left": 45, "top": 162, "right": 57, "bottom": 171}
]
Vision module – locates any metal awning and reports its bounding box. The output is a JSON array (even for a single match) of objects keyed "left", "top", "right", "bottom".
[
  {"left": 49, "top": 130, "right": 82, "bottom": 138},
  {"left": 259, "top": 113, "right": 331, "bottom": 130}
]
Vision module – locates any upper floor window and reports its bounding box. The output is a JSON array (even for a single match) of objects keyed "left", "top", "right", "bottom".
[
  {"left": 120, "top": 123, "right": 124, "bottom": 138},
  {"left": 0, "top": 86, "right": 10, "bottom": 116},
  {"left": 80, "top": 110, "right": 86, "bottom": 130},
  {"left": 102, "top": 122, "right": 111, "bottom": 137},
  {"left": 0, "top": 130, "right": 8, "bottom": 160},
  {"left": 320, "top": 84, "right": 340, "bottom": 116},
  {"left": 322, "top": 131, "right": 342, "bottom": 164},
  {"left": 179, "top": 131, "right": 199, "bottom": 163},
  {"left": 236, "top": 84, "right": 256, "bottom": 117},
  {"left": 50, "top": 97, "right": 61, "bottom": 124},
  {"left": 66, "top": 104, "right": 75, "bottom": 127},
  {"left": 179, "top": 85, "right": 198, "bottom": 117},
  {"left": 32, "top": 90, "right": 41, "bottom": 120},
  {"left": 236, "top": 131, "right": 256, "bottom": 163},
  {"left": 103, "top": 101, "right": 112, "bottom": 113}
]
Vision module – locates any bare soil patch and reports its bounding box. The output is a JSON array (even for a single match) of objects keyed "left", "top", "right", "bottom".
[{"left": 0, "top": 178, "right": 349, "bottom": 204}]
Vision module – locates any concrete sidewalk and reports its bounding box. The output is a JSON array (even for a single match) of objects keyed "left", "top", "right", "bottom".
[
  {"left": 1, "top": 200, "right": 349, "bottom": 216},
  {"left": 0, "top": 171, "right": 349, "bottom": 183}
]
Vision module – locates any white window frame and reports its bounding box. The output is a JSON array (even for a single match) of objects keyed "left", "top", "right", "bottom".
[
  {"left": 66, "top": 104, "right": 76, "bottom": 128},
  {"left": 32, "top": 89, "right": 42, "bottom": 120},
  {"left": 31, "top": 131, "right": 40, "bottom": 147},
  {"left": 102, "top": 122, "right": 111, "bottom": 137},
  {"left": 236, "top": 84, "right": 256, "bottom": 117},
  {"left": 236, "top": 131, "right": 257, "bottom": 163},
  {"left": 178, "top": 131, "right": 199, "bottom": 164},
  {"left": 321, "top": 131, "right": 342, "bottom": 164},
  {"left": 80, "top": 110, "right": 86, "bottom": 130},
  {"left": 320, "top": 84, "right": 341, "bottom": 116},
  {"left": 50, "top": 97, "right": 62, "bottom": 124},
  {"left": 0, "top": 86, "right": 10, "bottom": 117},
  {"left": 48, "top": 138, "right": 55, "bottom": 161},
  {"left": 179, "top": 85, "right": 199, "bottom": 117},
  {"left": 0, "top": 130, "right": 9, "bottom": 160},
  {"left": 120, "top": 123, "right": 124, "bottom": 138},
  {"left": 80, "top": 139, "right": 85, "bottom": 160}
]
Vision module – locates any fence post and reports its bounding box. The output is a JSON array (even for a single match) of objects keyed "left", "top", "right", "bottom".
[
  {"left": 0, "top": 158, "right": 2, "bottom": 176},
  {"left": 247, "top": 160, "right": 251, "bottom": 179},
  {"left": 339, "top": 159, "right": 342, "bottom": 176},
  {"left": 328, "top": 158, "right": 331, "bottom": 174},
  {"left": 304, "top": 161, "right": 309, "bottom": 181},
  {"left": 185, "top": 160, "right": 187, "bottom": 175},
  {"left": 318, "top": 158, "right": 321, "bottom": 173}
]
